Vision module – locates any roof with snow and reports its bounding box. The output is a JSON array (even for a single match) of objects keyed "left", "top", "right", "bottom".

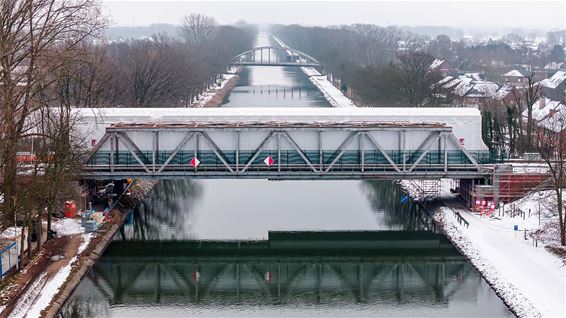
[
  {"left": 437, "top": 73, "right": 499, "bottom": 98},
  {"left": 429, "top": 59, "right": 445, "bottom": 71},
  {"left": 522, "top": 97, "right": 566, "bottom": 132},
  {"left": 538, "top": 71, "right": 566, "bottom": 89},
  {"left": 494, "top": 85, "right": 514, "bottom": 100},
  {"left": 503, "top": 70, "right": 524, "bottom": 77},
  {"left": 544, "top": 62, "right": 564, "bottom": 70}
]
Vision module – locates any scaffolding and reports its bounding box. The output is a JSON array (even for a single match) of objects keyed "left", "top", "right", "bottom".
[
  {"left": 406, "top": 179, "right": 441, "bottom": 201},
  {"left": 459, "top": 164, "right": 550, "bottom": 207}
]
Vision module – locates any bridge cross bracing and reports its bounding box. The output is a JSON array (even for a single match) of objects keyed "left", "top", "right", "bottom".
[{"left": 82, "top": 120, "right": 492, "bottom": 180}]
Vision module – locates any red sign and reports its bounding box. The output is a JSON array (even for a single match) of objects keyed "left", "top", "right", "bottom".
[
  {"left": 190, "top": 157, "right": 200, "bottom": 168},
  {"left": 264, "top": 155, "right": 274, "bottom": 167}
]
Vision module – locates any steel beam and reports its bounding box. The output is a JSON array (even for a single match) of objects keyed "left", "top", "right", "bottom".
[
  {"left": 364, "top": 132, "right": 401, "bottom": 173},
  {"left": 157, "top": 132, "right": 195, "bottom": 174},
  {"left": 199, "top": 132, "right": 234, "bottom": 173},
  {"left": 324, "top": 132, "right": 359, "bottom": 173},
  {"left": 408, "top": 132, "right": 442, "bottom": 172},
  {"left": 117, "top": 132, "right": 151, "bottom": 173},
  {"left": 241, "top": 131, "right": 275, "bottom": 173},
  {"left": 281, "top": 132, "right": 318, "bottom": 173}
]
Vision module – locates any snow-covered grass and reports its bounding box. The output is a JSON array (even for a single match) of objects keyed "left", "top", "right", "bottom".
[
  {"left": 429, "top": 181, "right": 566, "bottom": 318},
  {"left": 51, "top": 218, "right": 84, "bottom": 236}
]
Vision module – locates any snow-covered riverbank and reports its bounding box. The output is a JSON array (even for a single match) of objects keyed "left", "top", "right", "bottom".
[
  {"left": 191, "top": 72, "right": 239, "bottom": 108},
  {"left": 399, "top": 180, "right": 566, "bottom": 317},
  {"left": 272, "top": 36, "right": 356, "bottom": 108}
]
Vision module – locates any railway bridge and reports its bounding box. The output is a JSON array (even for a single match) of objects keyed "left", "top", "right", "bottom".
[{"left": 78, "top": 107, "right": 494, "bottom": 180}]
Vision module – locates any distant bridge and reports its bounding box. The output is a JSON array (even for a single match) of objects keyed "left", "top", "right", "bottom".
[{"left": 229, "top": 46, "right": 321, "bottom": 68}]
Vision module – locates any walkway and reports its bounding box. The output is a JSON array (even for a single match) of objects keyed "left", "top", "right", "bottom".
[{"left": 438, "top": 194, "right": 565, "bottom": 317}]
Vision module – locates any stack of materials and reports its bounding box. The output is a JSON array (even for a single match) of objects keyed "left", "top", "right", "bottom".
[{"left": 81, "top": 210, "right": 104, "bottom": 233}]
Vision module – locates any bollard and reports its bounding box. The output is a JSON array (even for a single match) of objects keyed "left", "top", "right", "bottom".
[
  {"left": 524, "top": 229, "right": 527, "bottom": 240},
  {"left": 529, "top": 208, "right": 531, "bottom": 218}
]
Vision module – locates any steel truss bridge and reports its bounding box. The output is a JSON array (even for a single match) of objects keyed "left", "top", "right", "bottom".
[
  {"left": 229, "top": 46, "right": 321, "bottom": 68},
  {"left": 82, "top": 121, "right": 493, "bottom": 180}
]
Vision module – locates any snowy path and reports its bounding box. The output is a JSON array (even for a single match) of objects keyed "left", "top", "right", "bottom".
[
  {"left": 271, "top": 35, "right": 356, "bottom": 108},
  {"left": 439, "top": 198, "right": 566, "bottom": 318}
]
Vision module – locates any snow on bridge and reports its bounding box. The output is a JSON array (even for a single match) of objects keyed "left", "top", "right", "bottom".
[{"left": 76, "top": 107, "right": 491, "bottom": 180}]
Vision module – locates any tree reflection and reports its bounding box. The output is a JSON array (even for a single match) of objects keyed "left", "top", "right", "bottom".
[
  {"left": 360, "top": 180, "right": 434, "bottom": 231},
  {"left": 125, "top": 179, "right": 204, "bottom": 240}
]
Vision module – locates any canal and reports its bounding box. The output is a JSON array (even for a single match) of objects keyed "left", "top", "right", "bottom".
[{"left": 59, "top": 33, "right": 513, "bottom": 317}]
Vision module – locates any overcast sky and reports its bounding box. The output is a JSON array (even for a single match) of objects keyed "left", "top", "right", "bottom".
[{"left": 103, "top": 0, "right": 565, "bottom": 29}]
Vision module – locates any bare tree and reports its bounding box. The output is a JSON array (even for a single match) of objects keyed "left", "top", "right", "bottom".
[
  {"left": 390, "top": 51, "right": 440, "bottom": 107},
  {"left": 0, "top": 0, "right": 105, "bottom": 223},
  {"left": 536, "top": 114, "right": 566, "bottom": 246},
  {"left": 513, "top": 73, "right": 542, "bottom": 153},
  {"left": 179, "top": 13, "right": 218, "bottom": 45}
]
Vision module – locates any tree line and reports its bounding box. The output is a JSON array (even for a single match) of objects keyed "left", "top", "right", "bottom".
[{"left": 0, "top": 1, "right": 256, "bottom": 268}]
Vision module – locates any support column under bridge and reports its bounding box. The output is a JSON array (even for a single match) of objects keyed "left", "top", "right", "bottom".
[{"left": 82, "top": 121, "right": 493, "bottom": 180}]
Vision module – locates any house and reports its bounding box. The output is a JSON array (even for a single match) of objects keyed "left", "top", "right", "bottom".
[
  {"left": 435, "top": 73, "right": 499, "bottom": 105},
  {"left": 429, "top": 59, "right": 453, "bottom": 77},
  {"left": 538, "top": 70, "right": 566, "bottom": 102},
  {"left": 503, "top": 70, "right": 526, "bottom": 87},
  {"left": 494, "top": 84, "right": 516, "bottom": 104},
  {"left": 543, "top": 61, "right": 565, "bottom": 77},
  {"left": 523, "top": 97, "right": 566, "bottom": 134}
]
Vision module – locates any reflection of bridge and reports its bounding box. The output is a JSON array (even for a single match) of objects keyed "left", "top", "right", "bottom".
[
  {"left": 84, "top": 232, "right": 474, "bottom": 305},
  {"left": 229, "top": 46, "right": 321, "bottom": 68},
  {"left": 80, "top": 108, "right": 493, "bottom": 180}
]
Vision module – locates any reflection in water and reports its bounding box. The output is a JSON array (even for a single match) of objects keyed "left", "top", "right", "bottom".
[
  {"left": 60, "top": 238, "right": 512, "bottom": 318},
  {"left": 125, "top": 180, "right": 203, "bottom": 240},
  {"left": 122, "top": 180, "right": 429, "bottom": 241},
  {"left": 360, "top": 181, "right": 435, "bottom": 231}
]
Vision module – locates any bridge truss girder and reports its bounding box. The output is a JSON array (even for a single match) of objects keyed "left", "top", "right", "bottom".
[
  {"left": 229, "top": 45, "right": 321, "bottom": 68},
  {"left": 82, "top": 123, "right": 491, "bottom": 180}
]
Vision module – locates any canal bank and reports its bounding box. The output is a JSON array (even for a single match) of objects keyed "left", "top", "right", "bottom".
[
  {"left": 0, "top": 180, "right": 157, "bottom": 318},
  {"left": 398, "top": 179, "right": 565, "bottom": 318},
  {"left": 192, "top": 67, "right": 243, "bottom": 108},
  {"left": 271, "top": 35, "right": 356, "bottom": 108}
]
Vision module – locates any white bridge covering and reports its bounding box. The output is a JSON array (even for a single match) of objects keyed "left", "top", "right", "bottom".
[{"left": 75, "top": 107, "right": 487, "bottom": 152}]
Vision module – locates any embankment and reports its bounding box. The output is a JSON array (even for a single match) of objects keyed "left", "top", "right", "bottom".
[
  {"left": 271, "top": 35, "right": 356, "bottom": 108},
  {"left": 192, "top": 67, "right": 242, "bottom": 108},
  {"left": 41, "top": 179, "right": 157, "bottom": 318}
]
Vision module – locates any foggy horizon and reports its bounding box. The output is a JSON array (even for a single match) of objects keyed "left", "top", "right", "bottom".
[{"left": 102, "top": 0, "right": 565, "bottom": 30}]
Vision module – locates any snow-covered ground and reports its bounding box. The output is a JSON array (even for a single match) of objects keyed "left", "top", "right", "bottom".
[
  {"left": 51, "top": 218, "right": 84, "bottom": 236},
  {"left": 7, "top": 233, "right": 92, "bottom": 318},
  {"left": 301, "top": 67, "right": 357, "bottom": 108},
  {"left": 272, "top": 35, "right": 356, "bottom": 108},
  {"left": 191, "top": 73, "right": 237, "bottom": 108},
  {"left": 406, "top": 180, "right": 566, "bottom": 318}
]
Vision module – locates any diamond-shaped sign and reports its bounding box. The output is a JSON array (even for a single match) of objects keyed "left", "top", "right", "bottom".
[
  {"left": 190, "top": 156, "right": 200, "bottom": 168},
  {"left": 264, "top": 155, "right": 274, "bottom": 167}
]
